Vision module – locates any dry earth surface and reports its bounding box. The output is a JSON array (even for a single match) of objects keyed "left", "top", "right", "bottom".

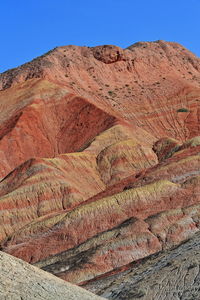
[{"left": 0, "top": 251, "right": 103, "bottom": 300}]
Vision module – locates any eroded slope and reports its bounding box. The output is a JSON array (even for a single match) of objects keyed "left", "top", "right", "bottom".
[
  {"left": 85, "top": 231, "right": 200, "bottom": 300},
  {"left": 0, "top": 138, "right": 199, "bottom": 285}
]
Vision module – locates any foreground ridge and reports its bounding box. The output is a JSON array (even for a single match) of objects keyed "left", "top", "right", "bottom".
[{"left": 0, "top": 251, "right": 103, "bottom": 300}]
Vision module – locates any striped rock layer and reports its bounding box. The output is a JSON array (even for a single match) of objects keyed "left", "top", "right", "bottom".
[{"left": 0, "top": 41, "right": 200, "bottom": 289}]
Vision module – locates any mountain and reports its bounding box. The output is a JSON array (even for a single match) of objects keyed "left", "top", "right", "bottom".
[{"left": 0, "top": 40, "right": 200, "bottom": 298}]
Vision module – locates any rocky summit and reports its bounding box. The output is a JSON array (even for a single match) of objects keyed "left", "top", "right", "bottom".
[{"left": 0, "top": 40, "right": 200, "bottom": 299}]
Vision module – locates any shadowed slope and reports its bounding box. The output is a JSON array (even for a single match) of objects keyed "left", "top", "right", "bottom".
[{"left": 0, "top": 79, "right": 117, "bottom": 179}]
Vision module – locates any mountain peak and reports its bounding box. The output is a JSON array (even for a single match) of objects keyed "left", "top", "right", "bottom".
[{"left": 0, "top": 40, "right": 200, "bottom": 299}]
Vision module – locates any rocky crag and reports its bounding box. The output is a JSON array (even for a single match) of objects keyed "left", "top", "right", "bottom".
[{"left": 0, "top": 40, "right": 200, "bottom": 298}]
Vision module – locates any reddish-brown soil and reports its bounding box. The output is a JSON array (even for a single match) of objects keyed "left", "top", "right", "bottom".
[{"left": 0, "top": 40, "right": 200, "bottom": 285}]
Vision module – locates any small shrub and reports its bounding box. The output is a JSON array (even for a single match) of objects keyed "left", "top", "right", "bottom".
[
  {"left": 108, "top": 90, "right": 114, "bottom": 95},
  {"left": 177, "top": 108, "right": 189, "bottom": 112}
]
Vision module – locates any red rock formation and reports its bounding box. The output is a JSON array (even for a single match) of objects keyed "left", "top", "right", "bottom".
[{"left": 0, "top": 40, "right": 200, "bottom": 286}]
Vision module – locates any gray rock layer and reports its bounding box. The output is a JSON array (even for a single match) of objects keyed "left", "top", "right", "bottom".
[{"left": 85, "top": 231, "right": 200, "bottom": 300}]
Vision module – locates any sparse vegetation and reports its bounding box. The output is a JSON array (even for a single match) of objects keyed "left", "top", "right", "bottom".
[{"left": 177, "top": 108, "right": 189, "bottom": 112}]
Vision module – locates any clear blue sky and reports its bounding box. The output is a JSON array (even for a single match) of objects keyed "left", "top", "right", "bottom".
[{"left": 0, "top": 0, "right": 200, "bottom": 73}]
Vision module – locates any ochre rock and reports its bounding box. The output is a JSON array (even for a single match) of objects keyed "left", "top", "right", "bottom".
[{"left": 92, "top": 45, "right": 126, "bottom": 64}]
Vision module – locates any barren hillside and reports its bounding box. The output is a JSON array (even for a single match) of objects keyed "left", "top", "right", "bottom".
[{"left": 0, "top": 40, "right": 200, "bottom": 299}]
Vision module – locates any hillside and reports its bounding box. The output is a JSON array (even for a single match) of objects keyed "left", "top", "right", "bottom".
[{"left": 85, "top": 230, "right": 200, "bottom": 300}]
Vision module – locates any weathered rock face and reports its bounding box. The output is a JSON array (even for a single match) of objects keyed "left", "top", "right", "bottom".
[
  {"left": 92, "top": 45, "right": 126, "bottom": 64},
  {"left": 0, "top": 251, "right": 103, "bottom": 300},
  {"left": 0, "top": 40, "right": 200, "bottom": 294},
  {"left": 85, "top": 230, "right": 200, "bottom": 300}
]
